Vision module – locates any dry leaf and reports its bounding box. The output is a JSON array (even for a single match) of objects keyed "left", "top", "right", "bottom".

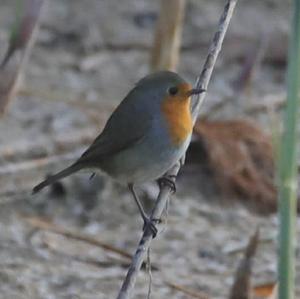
[
  {"left": 192, "top": 120, "right": 276, "bottom": 214},
  {"left": 253, "top": 282, "right": 277, "bottom": 299}
]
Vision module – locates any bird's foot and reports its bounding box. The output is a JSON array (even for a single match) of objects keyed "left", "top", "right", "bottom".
[
  {"left": 157, "top": 175, "right": 177, "bottom": 193},
  {"left": 89, "top": 173, "right": 96, "bottom": 180},
  {"left": 142, "top": 217, "right": 161, "bottom": 238}
]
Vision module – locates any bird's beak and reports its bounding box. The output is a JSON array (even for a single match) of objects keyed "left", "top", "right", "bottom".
[{"left": 186, "top": 88, "right": 206, "bottom": 97}]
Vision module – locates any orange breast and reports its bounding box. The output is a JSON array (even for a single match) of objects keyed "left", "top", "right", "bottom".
[{"left": 161, "top": 95, "right": 193, "bottom": 146}]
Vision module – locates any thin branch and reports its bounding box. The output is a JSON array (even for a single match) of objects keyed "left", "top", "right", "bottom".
[
  {"left": 116, "top": 1, "right": 238, "bottom": 299},
  {"left": 191, "top": 0, "right": 238, "bottom": 123}
]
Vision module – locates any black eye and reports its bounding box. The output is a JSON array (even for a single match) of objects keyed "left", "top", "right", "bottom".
[{"left": 168, "top": 86, "right": 178, "bottom": 96}]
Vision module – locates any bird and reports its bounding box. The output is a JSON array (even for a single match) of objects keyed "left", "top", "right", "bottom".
[{"left": 33, "top": 71, "right": 205, "bottom": 236}]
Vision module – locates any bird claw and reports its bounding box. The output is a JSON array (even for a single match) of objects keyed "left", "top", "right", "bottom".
[
  {"left": 89, "top": 173, "right": 96, "bottom": 180},
  {"left": 157, "top": 175, "right": 177, "bottom": 193},
  {"left": 142, "top": 217, "right": 161, "bottom": 238}
]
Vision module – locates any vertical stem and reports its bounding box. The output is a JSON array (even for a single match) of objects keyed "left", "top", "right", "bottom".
[
  {"left": 150, "top": 0, "right": 186, "bottom": 71},
  {"left": 278, "top": 1, "right": 300, "bottom": 299}
]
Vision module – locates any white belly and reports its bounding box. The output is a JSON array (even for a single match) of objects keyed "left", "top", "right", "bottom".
[{"left": 99, "top": 134, "right": 191, "bottom": 184}]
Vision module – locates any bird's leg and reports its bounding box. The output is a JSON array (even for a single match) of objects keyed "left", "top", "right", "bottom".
[
  {"left": 128, "top": 184, "right": 159, "bottom": 237},
  {"left": 157, "top": 174, "right": 177, "bottom": 193}
]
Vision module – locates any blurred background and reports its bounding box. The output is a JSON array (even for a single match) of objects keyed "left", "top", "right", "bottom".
[{"left": 0, "top": 0, "right": 299, "bottom": 298}]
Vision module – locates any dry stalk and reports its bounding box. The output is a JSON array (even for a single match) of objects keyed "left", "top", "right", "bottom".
[
  {"left": 150, "top": 0, "right": 186, "bottom": 71},
  {"left": 0, "top": 0, "right": 45, "bottom": 115}
]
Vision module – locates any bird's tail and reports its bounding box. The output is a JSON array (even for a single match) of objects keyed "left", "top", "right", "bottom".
[{"left": 32, "top": 163, "right": 82, "bottom": 194}]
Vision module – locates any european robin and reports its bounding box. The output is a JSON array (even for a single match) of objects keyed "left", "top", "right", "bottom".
[{"left": 33, "top": 71, "right": 205, "bottom": 235}]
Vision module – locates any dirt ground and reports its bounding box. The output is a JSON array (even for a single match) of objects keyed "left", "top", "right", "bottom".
[{"left": 0, "top": 0, "right": 299, "bottom": 298}]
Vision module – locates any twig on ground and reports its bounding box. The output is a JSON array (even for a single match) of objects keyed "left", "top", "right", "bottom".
[
  {"left": 205, "top": 32, "right": 269, "bottom": 119},
  {"left": 0, "top": 150, "right": 83, "bottom": 176},
  {"left": 116, "top": 1, "right": 238, "bottom": 299},
  {"left": 18, "top": 85, "right": 116, "bottom": 125},
  {"left": 231, "top": 31, "right": 268, "bottom": 93},
  {"left": 165, "top": 281, "right": 210, "bottom": 299},
  {"left": 24, "top": 215, "right": 211, "bottom": 298},
  {"left": 39, "top": 237, "right": 132, "bottom": 269},
  {"left": 24, "top": 216, "right": 133, "bottom": 260},
  {"left": 0, "top": 128, "right": 97, "bottom": 162}
]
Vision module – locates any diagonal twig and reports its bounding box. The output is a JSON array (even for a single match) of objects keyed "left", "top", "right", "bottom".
[
  {"left": 165, "top": 281, "right": 210, "bottom": 299},
  {"left": 116, "top": 1, "right": 238, "bottom": 299},
  {"left": 24, "top": 216, "right": 133, "bottom": 260},
  {"left": 24, "top": 216, "right": 211, "bottom": 298},
  {"left": 191, "top": 0, "right": 238, "bottom": 123}
]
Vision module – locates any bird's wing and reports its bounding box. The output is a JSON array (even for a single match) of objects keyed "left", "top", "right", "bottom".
[{"left": 77, "top": 88, "right": 154, "bottom": 165}]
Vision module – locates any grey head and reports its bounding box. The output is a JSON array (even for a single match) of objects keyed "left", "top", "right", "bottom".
[{"left": 134, "top": 71, "right": 188, "bottom": 100}]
